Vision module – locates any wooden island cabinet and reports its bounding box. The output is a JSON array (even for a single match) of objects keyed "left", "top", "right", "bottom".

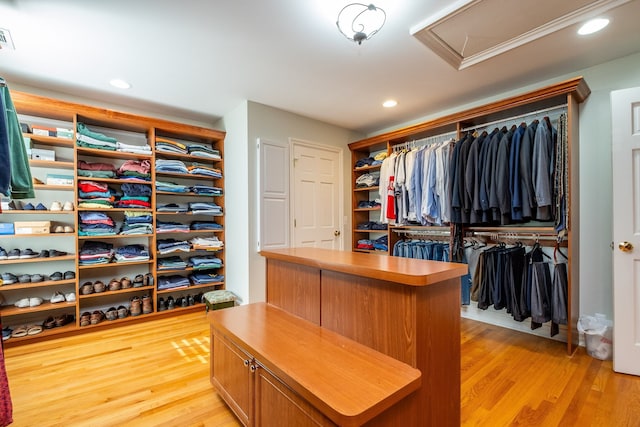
[{"left": 261, "top": 248, "right": 468, "bottom": 426}]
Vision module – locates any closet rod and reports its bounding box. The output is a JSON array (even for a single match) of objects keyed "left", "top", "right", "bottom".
[
  {"left": 393, "top": 228, "right": 451, "bottom": 237},
  {"left": 393, "top": 130, "right": 457, "bottom": 152},
  {"left": 460, "top": 103, "right": 568, "bottom": 132},
  {"left": 468, "top": 230, "right": 562, "bottom": 242}
]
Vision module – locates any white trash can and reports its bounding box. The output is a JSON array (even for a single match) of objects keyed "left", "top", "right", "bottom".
[{"left": 577, "top": 314, "right": 613, "bottom": 360}]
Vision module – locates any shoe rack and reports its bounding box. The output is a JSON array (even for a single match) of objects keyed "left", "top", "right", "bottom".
[{"left": 1, "top": 91, "right": 226, "bottom": 346}]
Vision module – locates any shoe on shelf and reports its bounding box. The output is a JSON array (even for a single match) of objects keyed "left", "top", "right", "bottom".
[
  {"left": 30, "top": 274, "right": 45, "bottom": 283},
  {"left": 22, "top": 202, "right": 35, "bottom": 210},
  {"left": 157, "top": 297, "right": 166, "bottom": 312},
  {"left": 80, "top": 312, "right": 91, "bottom": 327},
  {"left": 35, "top": 203, "right": 47, "bottom": 211},
  {"left": 80, "top": 282, "right": 94, "bottom": 295},
  {"left": 11, "top": 326, "right": 27, "bottom": 338},
  {"left": 26, "top": 324, "right": 43, "bottom": 336},
  {"left": 62, "top": 201, "right": 74, "bottom": 211},
  {"left": 38, "top": 250, "right": 50, "bottom": 258},
  {"left": 133, "top": 274, "right": 144, "bottom": 288},
  {"left": 108, "top": 278, "right": 121, "bottom": 292},
  {"left": 50, "top": 271, "right": 63, "bottom": 281},
  {"left": 18, "top": 274, "right": 31, "bottom": 284},
  {"left": 48, "top": 249, "right": 67, "bottom": 257},
  {"left": 93, "top": 281, "right": 106, "bottom": 293},
  {"left": 53, "top": 225, "right": 64, "bottom": 233},
  {"left": 2, "top": 327, "right": 12, "bottom": 341},
  {"left": 0, "top": 248, "right": 7, "bottom": 260},
  {"left": 105, "top": 307, "right": 118, "bottom": 321},
  {"left": 120, "top": 277, "right": 132, "bottom": 289},
  {"left": 7, "top": 249, "right": 21, "bottom": 260},
  {"left": 142, "top": 295, "right": 153, "bottom": 314},
  {"left": 14, "top": 298, "right": 30, "bottom": 308},
  {"left": 7, "top": 200, "right": 19, "bottom": 210},
  {"left": 50, "top": 292, "right": 65, "bottom": 304},
  {"left": 90, "top": 310, "right": 104, "bottom": 325},
  {"left": 64, "top": 292, "right": 76, "bottom": 302},
  {"left": 20, "top": 248, "right": 39, "bottom": 259},
  {"left": 187, "top": 294, "right": 195, "bottom": 306},
  {"left": 63, "top": 271, "right": 75, "bottom": 280},
  {"left": 117, "top": 305, "right": 129, "bottom": 319},
  {"left": 1, "top": 273, "right": 17, "bottom": 285},
  {"left": 29, "top": 297, "right": 43, "bottom": 307},
  {"left": 50, "top": 201, "right": 63, "bottom": 211},
  {"left": 130, "top": 297, "right": 142, "bottom": 316},
  {"left": 63, "top": 226, "right": 74, "bottom": 233},
  {"left": 167, "top": 296, "right": 175, "bottom": 310},
  {"left": 44, "top": 316, "right": 56, "bottom": 329},
  {"left": 55, "top": 314, "right": 74, "bottom": 327}
]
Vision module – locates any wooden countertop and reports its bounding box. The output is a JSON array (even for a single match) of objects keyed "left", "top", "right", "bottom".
[
  {"left": 260, "top": 247, "right": 468, "bottom": 286},
  {"left": 209, "top": 302, "right": 422, "bottom": 426}
]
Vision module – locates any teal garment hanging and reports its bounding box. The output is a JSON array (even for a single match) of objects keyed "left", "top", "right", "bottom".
[{"left": 0, "top": 78, "right": 34, "bottom": 199}]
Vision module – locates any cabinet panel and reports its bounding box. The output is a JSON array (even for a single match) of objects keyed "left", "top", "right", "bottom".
[
  {"left": 254, "top": 364, "right": 335, "bottom": 427},
  {"left": 211, "top": 333, "right": 252, "bottom": 426},
  {"left": 266, "top": 259, "right": 320, "bottom": 324}
]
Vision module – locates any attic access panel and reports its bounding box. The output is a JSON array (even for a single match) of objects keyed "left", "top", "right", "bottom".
[{"left": 410, "top": 0, "right": 630, "bottom": 70}]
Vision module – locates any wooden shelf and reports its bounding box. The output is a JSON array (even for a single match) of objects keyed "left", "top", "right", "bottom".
[
  {"left": 0, "top": 255, "right": 75, "bottom": 265},
  {"left": 29, "top": 159, "right": 74, "bottom": 169},
  {"left": 0, "top": 279, "right": 76, "bottom": 290},
  {"left": 155, "top": 171, "right": 221, "bottom": 181},
  {"left": 76, "top": 146, "right": 152, "bottom": 160},
  {"left": 77, "top": 285, "right": 155, "bottom": 299},
  {"left": 78, "top": 260, "right": 154, "bottom": 270},
  {"left": 1, "top": 301, "right": 77, "bottom": 317},
  {"left": 0, "top": 233, "right": 74, "bottom": 239},
  {"left": 157, "top": 285, "right": 220, "bottom": 295},
  {"left": 354, "top": 186, "right": 379, "bottom": 192},
  {"left": 156, "top": 191, "right": 222, "bottom": 197},
  {"left": 34, "top": 183, "right": 74, "bottom": 191},
  {"left": 23, "top": 133, "right": 74, "bottom": 148},
  {"left": 155, "top": 151, "right": 222, "bottom": 163},
  {"left": 77, "top": 176, "right": 151, "bottom": 185},
  {"left": 0, "top": 210, "right": 74, "bottom": 214},
  {"left": 77, "top": 234, "right": 154, "bottom": 240}
]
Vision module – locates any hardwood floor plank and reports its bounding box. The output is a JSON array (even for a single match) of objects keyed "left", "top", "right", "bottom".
[{"left": 3, "top": 313, "right": 640, "bottom": 426}]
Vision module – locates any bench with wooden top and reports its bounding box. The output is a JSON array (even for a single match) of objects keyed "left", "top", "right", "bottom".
[{"left": 208, "top": 302, "right": 422, "bottom": 427}]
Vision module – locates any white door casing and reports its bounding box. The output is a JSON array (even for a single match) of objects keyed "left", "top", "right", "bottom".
[
  {"left": 611, "top": 86, "right": 640, "bottom": 376},
  {"left": 291, "top": 139, "right": 343, "bottom": 249},
  {"left": 257, "top": 138, "right": 290, "bottom": 251}
]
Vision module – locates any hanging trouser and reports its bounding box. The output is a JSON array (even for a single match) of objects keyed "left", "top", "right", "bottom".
[
  {"left": 478, "top": 249, "right": 496, "bottom": 310},
  {"left": 530, "top": 261, "right": 553, "bottom": 328},
  {"left": 506, "top": 247, "right": 526, "bottom": 321},
  {"left": 552, "top": 262, "right": 568, "bottom": 325},
  {"left": 493, "top": 248, "right": 508, "bottom": 310},
  {"left": 470, "top": 250, "right": 485, "bottom": 302}
]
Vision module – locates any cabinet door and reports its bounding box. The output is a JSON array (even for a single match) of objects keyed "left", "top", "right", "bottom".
[
  {"left": 253, "top": 363, "right": 335, "bottom": 427},
  {"left": 211, "top": 332, "right": 253, "bottom": 426}
]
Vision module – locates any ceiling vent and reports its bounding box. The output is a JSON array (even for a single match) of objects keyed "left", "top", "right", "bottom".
[
  {"left": 410, "top": 0, "right": 630, "bottom": 70},
  {"left": 0, "top": 28, "right": 15, "bottom": 50}
]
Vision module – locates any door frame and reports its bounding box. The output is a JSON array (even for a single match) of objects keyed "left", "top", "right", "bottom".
[{"left": 289, "top": 138, "right": 345, "bottom": 250}]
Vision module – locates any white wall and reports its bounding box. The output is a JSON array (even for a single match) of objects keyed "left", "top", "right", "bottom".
[
  {"left": 368, "top": 51, "right": 640, "bottom": 322},
  {"left": 222, "top": 101, "right": 362, "bottom": 304}
]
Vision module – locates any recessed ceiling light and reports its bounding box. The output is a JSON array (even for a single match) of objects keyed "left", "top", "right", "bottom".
[
  {"left": 109, "top": 78, "right": 131, "bottom": 89},
  {"left": 577, "top": 18, "right": 609, "bottom": 35},
  {"left": 383, "top": 99, "right": 397, "bottom": 108}
]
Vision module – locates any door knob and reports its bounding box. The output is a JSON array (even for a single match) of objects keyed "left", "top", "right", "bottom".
[
  {"left": 334, "top": 230, "right": 341, "bottom": 236},
  {"left": 618, "top": 241, "right": 634, "bottom": 252}
]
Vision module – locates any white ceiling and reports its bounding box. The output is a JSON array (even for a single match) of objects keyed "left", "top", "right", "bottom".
[{"left": 1, "top": 0, "right": 640, "bottom": 134}]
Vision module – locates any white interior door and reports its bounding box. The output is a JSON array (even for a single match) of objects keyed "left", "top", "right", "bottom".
[
  {"left": 612, "top": 86, "right": 640, "bottom": 376},
  {"left": 291, "top": 140, "right": 343, "bottom": 249}
]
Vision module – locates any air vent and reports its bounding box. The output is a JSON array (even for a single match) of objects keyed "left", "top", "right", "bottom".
[{"left": 0, "top": 28, "right": 15, "bottom": 50}]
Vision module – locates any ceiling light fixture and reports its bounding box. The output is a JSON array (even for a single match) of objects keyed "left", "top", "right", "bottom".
[
  {"left": 382, "top": 99, "right": 397, "bottom": 108},
  {"left": 109, "top": 78, "right": 131, "bottom": 89},
  {"left": 336, "top": 3, "right": 386, "bottom": 45},
  {"left": 577, "top": 18, "right": 609, "bottom": 35}
]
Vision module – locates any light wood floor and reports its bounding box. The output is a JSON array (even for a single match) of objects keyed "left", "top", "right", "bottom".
[{"left": 3, "top": 311, "right": 640, "bottom": 426}]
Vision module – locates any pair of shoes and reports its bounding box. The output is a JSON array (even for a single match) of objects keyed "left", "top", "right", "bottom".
[
  {"left": 18, "top": 274, "right": 31, "bottom": 283},
  {"left": 14, "top": 297, "right": 43, "bottom": 308},
  {"left": 142, "top": 295, "right": 153, "bottom": 314},
  {"left": 105, "top": 307, "right": 118, "bottom": 321},
  {"left": 44, "top": 316, "right": 56, "bottom": 329},
  {"left": 7, "top": 200, "right": 19, "bottom": 210},
  {"left": 12, "top": 324, "right": 42, "bottom": 336},
  {"left": 50, "top": 201, "right": 62, "bottom": 211},
  {"left": 64, "top": 270, "right": 75, "bottom": 280},
  {"left": 50, "top": 291, "right": 66, "bottom": 303},
  {"left": 62, "top": 201, "right": 74, "bottom": 211},
  {"left": 90, "top": 310, "right": 104, "bottom": 325},
  {"left": 52, "top": 225, "right": 74, "bottom": 233},
  {"left": 130, "top": 296, "right": 142, "bottom": 316},
  {"left": 51, "top": 201, "right": 73, "bottom": 211},
  {"left": 37, "top": 250, "right": 50, "bottom": 258},
  {"left": 144, "top": 273, "right": 154, "bottom": 286}
]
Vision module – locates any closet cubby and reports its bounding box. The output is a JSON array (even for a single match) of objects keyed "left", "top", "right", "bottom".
[
  {"left": 2, "top": 90, "right": 226, "bottom": 345},
  {"left": 348, "top": 77, "right": 590, "bottom": 354}
]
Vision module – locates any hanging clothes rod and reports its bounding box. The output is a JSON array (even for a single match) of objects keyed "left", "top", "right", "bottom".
[
  {"left": 467, "top": 230, "right": 562, "bottom": 242},
  {"left": 393, "top": 228, "right": 451, "bottom": 237},
  {"left": 393, "top": 131, "right": 458, "bottom": 152},
  {"left": 460, "top": 103, "right": 568, "bottom": 133}
]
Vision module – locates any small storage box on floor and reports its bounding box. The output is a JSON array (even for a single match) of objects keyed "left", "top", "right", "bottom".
[{"left": 203, "top": 290, "right": 237, "bottom": 312}]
